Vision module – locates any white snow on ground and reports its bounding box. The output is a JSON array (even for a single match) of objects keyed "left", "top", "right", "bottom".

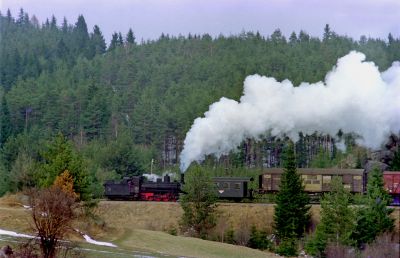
[
  {"left": 0, "top": 229, "right": 33, "bottom": 238},
  {"left": 1, "top": 228, "right": 116, "bottom": 248},
  {"left": 75, "top": 229, "right": 117, "bottom": 247},
  {"left": 82, "top": 234, "right": 117, "bottom": 247}
]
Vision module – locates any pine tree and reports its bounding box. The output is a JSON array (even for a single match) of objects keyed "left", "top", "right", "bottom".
[
  {"left": 61, "top": 17, "right": 68, "bottom": 33},
  {"left": 391, "top": 149, "right": 400, "bottom": 170},
  {"left": 126, "top": 28, "right": 136, "bottom": 45},
  {"left": 305, "top": 177, "right": 356, "bottom": 256},
  {"left": 0, "top": 95, "right": 12, "bottom": 146},
  {"left": 73, "top": 15, "right": 89, "bottom": 55},
  {"left": 289, "top": 32, "right": 298, "bottom": 44},
  {"left": 36, "top": 133, "right": 90, "bottom": 200},
  {"left": 89, "top": 25, "right": 106, "bottom": 56},
  {"left": 274, "top": 141, "right": 310, "bottom": 240},
  {"left": 50, "top": 15, "right": 57, "bottom": 30},
  {"left": 323, "top": 24, "right": 332, "bottom": 42},
  {"left": 6, "top": 9, "right": 13, "bottom": 23},
  {"left": 108, "top": 32, "right": 119, "bottom": 51},
  {"left": 352, "top": 167, "right": 394, "bottom": 246},
  {"left": 180, "top": 165, "right": 218, "bottom": 238},
  {"left": 117, "top": 32, "right": 124, "bottom": 45},
  {"left": 16, "top": 8, "right": 24, "bottom": 26}
]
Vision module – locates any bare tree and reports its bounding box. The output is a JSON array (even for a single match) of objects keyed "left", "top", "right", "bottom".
[{"left": 29, "top": 187, "right": 77, "bottom": 258}]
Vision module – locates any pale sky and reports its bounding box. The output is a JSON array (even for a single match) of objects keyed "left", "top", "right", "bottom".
[{"left": 1, "top": 0, "right": 400, "bottom": 44}]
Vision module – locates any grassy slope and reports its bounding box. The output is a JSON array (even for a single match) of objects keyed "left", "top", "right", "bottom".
[
  {"left": 0, "top": 197, "right": 275, "bottom": 258},
  {"left": 1, "top": 195, "right": 399, "bottom": 258}
]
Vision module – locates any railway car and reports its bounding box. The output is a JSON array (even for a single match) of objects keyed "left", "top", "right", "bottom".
[
  {"left": 383, "top": 171, "right": 400, "bottom": 205},
  {"left": 214, "top": 177, "right": 253, "bottom": 200},
  {"left": 259, "top": 168, "right": 365, "bottom": 195}
]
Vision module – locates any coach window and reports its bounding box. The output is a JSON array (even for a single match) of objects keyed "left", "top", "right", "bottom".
[
  {"left": 234, "top": 183, "right": 241, "bottom": 189},
  {"left": 223, "top": 182, "right": 229, "bottom": 189}
]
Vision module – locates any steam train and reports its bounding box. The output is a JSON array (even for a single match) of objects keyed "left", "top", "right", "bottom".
[
  {"left": 103, "top": 174, "right": 253, "bottom": 201},
  {"left": 104, "top": 167, "right": 400, "bottom": 205}
]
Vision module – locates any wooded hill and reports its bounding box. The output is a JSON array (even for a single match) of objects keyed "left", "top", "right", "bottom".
[{"left": 1, "top": 9, "right": 399, "bottom": 197}]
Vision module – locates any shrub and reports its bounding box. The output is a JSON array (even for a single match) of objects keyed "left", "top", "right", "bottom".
[
  {"left": 276, "top": 237, "right": 298, "bottom": 257},
  {"left": 224, "top": 228, "right": 235, "bottom": 244},
  {"left": 248, "top": 225, "right": 271, "bottom": 250}
]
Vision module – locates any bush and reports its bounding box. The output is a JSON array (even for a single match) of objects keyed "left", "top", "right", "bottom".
[
  {"left": 167, "top": 226, "right": 177, "bottom": 236},
  {"left": 248, "top": 225, "right": 271, "bottom": 250},
  {"left": 224, "top": 228, "right": 235, "bottom": 244},
  {"left": 276, "top": 237, "right": 298, "bottom": 257}
]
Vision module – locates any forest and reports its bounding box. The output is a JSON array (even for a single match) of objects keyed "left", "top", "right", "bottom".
[{"left": 0, "top": 8, "right": 400, "bottom": 197}]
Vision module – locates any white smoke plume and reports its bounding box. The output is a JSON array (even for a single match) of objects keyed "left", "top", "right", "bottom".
[{"left": 179, "top": 51, "right": 400, "bottom": 172}]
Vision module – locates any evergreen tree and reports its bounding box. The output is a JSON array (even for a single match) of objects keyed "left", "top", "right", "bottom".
[
  {"left": 274, "top": 141, "right": 310, "bottom": 240},
  {"left": 16, "top": 8, "right": 25, "bottom": 26},
  {"left": 50, "top": 15, "right": 57, "bottom": 30},
  {"left": 89, "top": 25, "right": 106, "bottom": 56},
  {"left": 117, "top": 32, "right": 124, "bottom": 45},
  {"left": 0, "top": 95, "right": 12, "bottom": 146},
  {"left": 108, "top": 32, "right": 119, "bottom": 51},
  {"left": 36, "top": 133, "right": 90, "bottom": 200},
  {"left": 126, "top": 28, "right": 136, "bottom": 45},
  {"left": 6, "top": 9, "right": 13, "bottom": 23},
  {"left": 305, "top": 177, "right": 356, "bottom": 256},
  {"left": 323, "top": 24, "right": 332, "bottom": 42},
  {"left": 180, "top": 165, "right": 218, "bottom": 238},
  {"left": 73, "top": 15, "right": 89, "bottom": 55},
  {"left": 55, "top": 38, "right": 69, "bottom": 59},
  {"left": 295, "top": 132, "right": 307, "bottom": 167},
  {"left": 289, "top": 31, "right": 298, "bottom": 44},
  {"left": 352, "top": 167, "right": 394, "bottom": 246},
  {"left": 391, "top": 149, "right": 400, "bottom": 170},
  {"left": 61, "top": 17, "right": 68, "bottom": 33}
]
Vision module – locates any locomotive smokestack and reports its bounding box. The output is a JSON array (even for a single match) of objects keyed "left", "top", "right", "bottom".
[
  {"left": 164, "top": 174, "right": 170, "bottom": 183},
  {"left": 180, "top": 51, "right": 400, "bottom": 172},
  {"left": 180, "top": 173, "right": 185, "bottom": 184}
]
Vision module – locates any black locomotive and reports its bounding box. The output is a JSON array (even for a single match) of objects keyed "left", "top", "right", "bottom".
[{"left": 104, "top": 174, "right": 181, "bottom": 201}]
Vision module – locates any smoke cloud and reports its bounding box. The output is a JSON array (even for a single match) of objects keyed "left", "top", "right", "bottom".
[{"left": 179, "top": 51, "right": 400, "bottom": 172}]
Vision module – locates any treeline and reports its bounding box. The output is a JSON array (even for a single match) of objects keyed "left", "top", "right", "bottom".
[{"left": 1, "top": 9, "right": 400, "bottom": 196}]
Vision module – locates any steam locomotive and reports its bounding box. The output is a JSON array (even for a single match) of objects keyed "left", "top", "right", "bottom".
[
  {"left": 104, "top": 174, "right": 181, "bottom": 201},
  {"left": 104, "top": 167, "right": 400, "bottom": 205}
]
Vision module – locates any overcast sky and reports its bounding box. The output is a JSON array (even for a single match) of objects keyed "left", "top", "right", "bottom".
[{"left": 1, "top": 0, "right": 400, "bottom": 44}]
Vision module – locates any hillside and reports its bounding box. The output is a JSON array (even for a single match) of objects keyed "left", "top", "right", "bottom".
[
  {"left": 1, "top": 10, "right": 400, "bottom": 199},
  {"left": 0, "top": 198, "right": 278, "bottom": 258},
  {"left": 1, "top": 196, "right": 399, "bottom": 257}
]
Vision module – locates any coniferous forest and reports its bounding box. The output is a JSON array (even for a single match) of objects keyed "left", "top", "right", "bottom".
[{"left": 1, "top": 9, "right": 400, "bottom": 197}]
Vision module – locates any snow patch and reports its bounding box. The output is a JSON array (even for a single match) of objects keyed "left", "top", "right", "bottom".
[
  {"left": 0, "top": 229, "right": 33, "bottom": 238},
  {"left": 75, "top": 229, "right": 117, "bottom": 247}
]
